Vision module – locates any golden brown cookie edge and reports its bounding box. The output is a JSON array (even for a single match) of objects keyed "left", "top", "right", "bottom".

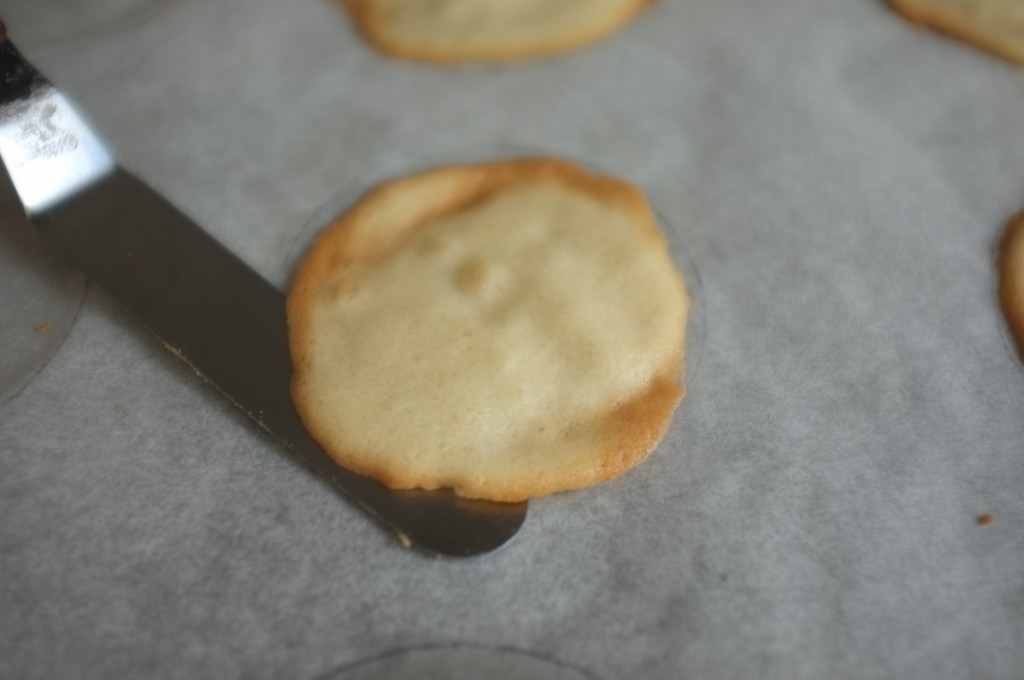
[
  {"left": 887, "top": 0, "right": 1024, "bottom": 65},
  {"left": 999, "top": 213, "right": 1024, "bottom": 362}
]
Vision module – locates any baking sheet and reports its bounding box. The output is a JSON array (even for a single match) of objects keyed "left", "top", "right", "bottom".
[{"left": 1, "top": 0, "right": 1022, "bottom": 678}]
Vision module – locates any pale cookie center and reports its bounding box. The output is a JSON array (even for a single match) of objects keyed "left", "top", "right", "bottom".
[{"left": 301, "top": 182, "right": 685, "bottom": 471}]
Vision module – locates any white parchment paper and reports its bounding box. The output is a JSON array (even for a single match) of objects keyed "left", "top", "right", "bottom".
[{"left": 1, "top": 1, "right": 1022, "bottom": 678}]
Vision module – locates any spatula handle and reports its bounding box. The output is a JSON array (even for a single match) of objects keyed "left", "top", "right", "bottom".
[{"left": 0, "top": 27, "right": 114, "bottom": 215}]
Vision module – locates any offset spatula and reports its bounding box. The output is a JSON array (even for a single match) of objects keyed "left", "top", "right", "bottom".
[{"left": 0, "top": 26, "right": 526, "bottom": 557}]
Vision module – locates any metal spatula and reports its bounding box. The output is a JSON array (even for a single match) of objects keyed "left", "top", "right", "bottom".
[{"left": 0, "top": 23, "right": 527, "bottom": 557}]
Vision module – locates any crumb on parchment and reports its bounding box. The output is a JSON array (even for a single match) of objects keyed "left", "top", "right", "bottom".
[{"left": 978, "top": 514, "right": 994, "bottom": 526}]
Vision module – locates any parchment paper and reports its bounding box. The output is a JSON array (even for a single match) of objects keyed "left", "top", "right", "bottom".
[{"left": 1, "top": 0, "right": 1022, "bottom": 678}]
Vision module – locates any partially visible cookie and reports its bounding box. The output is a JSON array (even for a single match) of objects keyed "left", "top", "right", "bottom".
[
  {"left": 340, "top": 0, "right": 653, "bottom": 64},
  {"left": 1000, "top": 213, "right": 1024, "bottom": 361},
  {"left": 888, "top": 0, "right": 1024, "bottom": 64},
  {"left": 287, "top": 158, "right": 689, "bottom": 501}
]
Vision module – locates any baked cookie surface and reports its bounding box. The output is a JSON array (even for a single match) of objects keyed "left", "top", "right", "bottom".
[
  {"left": 287, "top": 158, "right": 689, "bottom": 501},
  {"left": 888, "top": 0, "right": 1024, "bottom": 64},
  {"left": 340, "top": 0, "right": 653, "bottom": 63},
  {"left": 1000, "top": 214, "right": 1024, "bottom": 361}
]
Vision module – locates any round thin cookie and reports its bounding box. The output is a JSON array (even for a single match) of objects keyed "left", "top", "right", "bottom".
[
  {"left": 1000, "top": 213, "right": 1024, "bottom": 361},
  {"left": 888, "top": 0, "right": 1024, "bottom": 65},
  {"left": 288, "top": 158, "right": 689, "bottom": 501},
  {"left": 340, "top": 0, "right": 654, "bottom": 64}
]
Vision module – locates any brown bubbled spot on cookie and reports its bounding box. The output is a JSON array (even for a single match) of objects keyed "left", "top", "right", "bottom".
[
  {"left": 454, "top": 259, "right": 489, "bottom": 294},
  {"left": 420, "top": 234, "right": 448, "bottom": 255}
]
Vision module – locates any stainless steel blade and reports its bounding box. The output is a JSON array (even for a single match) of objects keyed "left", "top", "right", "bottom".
[{"left": 0, "top": 28, "right": 526, "bottom": 557}]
